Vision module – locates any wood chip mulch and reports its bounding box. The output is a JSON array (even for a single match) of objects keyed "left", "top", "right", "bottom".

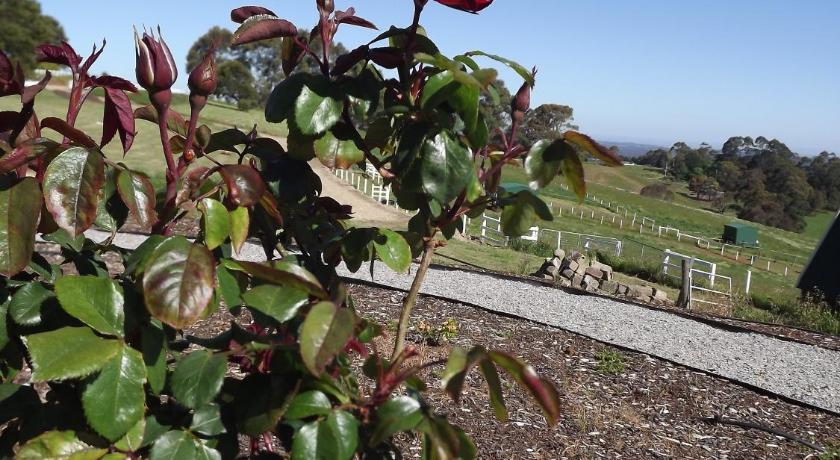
[{"left": 348, "top": 283, "right": 840, "bottom": 459}]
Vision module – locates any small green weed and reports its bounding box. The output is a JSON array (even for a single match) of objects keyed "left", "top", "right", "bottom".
[{"left": 595, "top": 350, "right": 626, "bottom": 375}]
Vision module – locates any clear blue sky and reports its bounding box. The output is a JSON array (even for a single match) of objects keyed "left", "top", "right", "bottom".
[{"left": 39, "top": 0, "right": 840, "bottom": 155}]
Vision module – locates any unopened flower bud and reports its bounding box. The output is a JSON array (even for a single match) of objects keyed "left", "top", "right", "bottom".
[
  {"left": 317, "top": 0, "right": 335, "bottom": 14},
  {"left": 512, "top": 81, "right": 531, "bottom": 114},
  {"left": 188, "top": 47, "right": 217, "bottom": 98},
  {"left": 134, "top": 27, "right": 177, "bottom": 94}
]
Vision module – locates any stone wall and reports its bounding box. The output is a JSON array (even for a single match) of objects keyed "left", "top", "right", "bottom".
[{"left": 534, "top": 250, "right": 671, "bottom": 306}]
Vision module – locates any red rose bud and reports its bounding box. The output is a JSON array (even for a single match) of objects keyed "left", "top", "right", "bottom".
[
  {"left": 188, "top": 47, "right": 217, "bottom": 98},
  {"left": 134, "top": 27, "right": 178, "bottom": 94},
  {"left": 512, "top": 81, "right": 531, "bottom": 114},
  {"left": 317, "top": 0, "right": 335, "bottom": 14},
  {"left": 433, "top": 0, "right": 493, "bottom": 13}
]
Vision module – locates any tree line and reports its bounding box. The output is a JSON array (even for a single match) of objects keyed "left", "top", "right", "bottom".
[{"left": 635, "top": 137, "right": 840, "bottom": 232}]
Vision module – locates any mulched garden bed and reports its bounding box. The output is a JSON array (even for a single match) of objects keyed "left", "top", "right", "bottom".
[{"left": 348, "top": 283, "right": 840, "bottom": 459}]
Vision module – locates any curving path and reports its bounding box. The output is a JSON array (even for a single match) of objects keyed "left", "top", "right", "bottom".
[{"left": 338, "top": 262, "right": 840, "bottom": 414}]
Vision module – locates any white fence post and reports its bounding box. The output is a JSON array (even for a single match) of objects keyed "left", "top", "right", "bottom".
[{"left": 745, "top": 270, "right": 752, "bottom": 294}]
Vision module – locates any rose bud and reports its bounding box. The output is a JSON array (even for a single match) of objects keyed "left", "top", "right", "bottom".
[
  {"left": 512, "top": 81, "right": 531, "bottom": 115},
  {"left": 317, "top": 0, "right": 335, "bottom": 14},
  {"left": 134, "top": 27, "right": 178, "bottom": 110},
  {"left": 188, "top": 48, "right": 217, "bottom": 98},
  {"left": 433, "top": 0, "right": 493, "bottom": 13}
]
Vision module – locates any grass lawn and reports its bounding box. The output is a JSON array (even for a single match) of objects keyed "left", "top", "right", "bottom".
[{"left": 803, "top": 210, "right": 836, "bottom": 240}]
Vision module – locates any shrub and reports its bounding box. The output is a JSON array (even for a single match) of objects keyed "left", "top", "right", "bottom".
[
  {"left": 0, "top": 1, "right": 624, "bottom": 457},
  {"left": 640, "top": 182, "right": 675, "bottom": 202}
]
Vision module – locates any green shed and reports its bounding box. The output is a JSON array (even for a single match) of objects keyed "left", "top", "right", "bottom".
[{"left": 722, "top": 222, "right": 759, "bottom": 246}]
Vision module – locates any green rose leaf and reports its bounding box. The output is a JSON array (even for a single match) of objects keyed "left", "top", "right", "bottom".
[
  {"left": 43, "top": 146, "right": 105, "bottom": 237},
  {"left": 149, "top": 430, "right": 198, "bottom": 460},
  {"left": 563, "top": 131, "right": 623, "bottom": 167},
  {"left": 17, "top": 431, "right": 107, "bottom": 459},
  {"left": 313, "top": 131, "right": 364, "bottom": 170},
  {"left": 82, "top": 346, "right": 146, "bottom": 441},
  {"left": 291, "top": 410, "right": 359, "bottom": 460},
  {"left": 116, "top": 168, "right": 157, "bottom": 229},
  {"left": 285, "top": 391, "right": 332, "bottom": 420},
  {"left": 228, "top": 206, "right": 249, "bottom": 254},
  {"left": 191, "top": 403, "right": 225, "bottom": 436},
  {"left": 500, "top": 190, "right": 553, "bottom": 237},
  {"left": 420, "top": 131, "right": 473, "bottom": 205},
  {"left": 235, "top": 374, "right": 295, "bottom": 436},
  {"left": 266, "top": 73, "right": 307, "bottom": 123},
  {"left": 420, "top": 71, "right": 456, "bottom": 110},
  {"left": 372, "top": 229, "right": 411, "bottom": 273},
  {"left": 524, "top": 140, "right": 562, "bottom": 190},
  {"left": 227, "top": 260, "right": 327, "bottom": 299},
  {"left": 141, "top": 322, "right": 168, "bottom": 395},
  {"left": 55, "top": 276, "right": 125, "bottom": 337},
  {"left": 241, "top": 284, "right": 309, "bottom": 324},
  {"left": 299, "top": 302, "right": 355, "bottom": 376},
  {"left": 171, "top": 350, "right": 226, "bottom": 410},
  {"left": 143, "top": 237, "right": 216, "bottom": 329},
  {"left": 369, "top": 396, "right": 424, "bottom": 445},
  {"left": 294, "top": 75, "right": 342, "bottom": 136},
  {"left": 0, "top": 177, "right": 42, "bottom": 277},
  {"left": 489, "top": 351, "right": 560, "bottom": 426},
  {"left": 464, "top": 51, "right": 534, "bottom": 86},
  {"left": 23, "top": 327, "right": 122, "bottom": 381},
  {"left": 115, "top": 418, "right": 146, "bottom": 453},
  {"left": 9, "top": 282, "right": 53, "bottom": 326},
  {"left": 199, "top": 198, "right": 231, "bottom": 251},
  {"left": 551, "top": 140, "right": 586, "bottom": 202}
]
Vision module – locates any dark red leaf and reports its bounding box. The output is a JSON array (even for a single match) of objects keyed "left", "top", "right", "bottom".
[
  {"left": 231, "top": 5, "right": 277, "bottom": 23},
  {"left": 433, "top": 0, "right": 494, "bottom": 13},
  {"left": 35, "top": 42, "right": 82, "bottom": 71},
  {"left": 21, "top": 71, "right": 51, "bottom": 105},
  {"left": 369, "top": 47, "right": 403, "bottom": 69},
  {"left": 0, "top": 51, "right": 23, "bottom": 98},
  {"left": 217, "top": 165, "right": 267, "bottom": 207},
  {"left": 79, "top": 40, "right": 106, "bottom": 76},
  {"left": 41, "top": 117, "right": 97, "bottom": 149},
  {"left": 0, "top": 138, "right": 59, "bottom": 174},
  {"left": 90, "top": 75, "right": 138, "bottom": 93},
  {"left": 331, "top": 45, "right": 369, "bottom": 76},
  {"left": 101, "top": 88, "right": 136, "bottom": 153},
  {"left": 335, "top": 8, "right": 378, "bottom": 30},
  {"left": 232, "top": 16, "right": 298, "bottom": 46},
  {"left": 563, "top": 131, "right": 623, "bottom": 167}
]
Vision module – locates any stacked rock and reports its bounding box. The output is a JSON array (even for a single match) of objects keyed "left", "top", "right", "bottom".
[{"left": 532, "top": 251, "right": 671, "bottom": 306}]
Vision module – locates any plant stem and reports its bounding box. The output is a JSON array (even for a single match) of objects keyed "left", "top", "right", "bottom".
[{"left": 392, "top": 238, "right": 436, "bottom": 360}]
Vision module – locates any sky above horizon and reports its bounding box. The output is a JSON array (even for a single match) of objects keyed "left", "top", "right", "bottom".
[{"left": 38, "top": 0, "right": 840, "bottom": 155}]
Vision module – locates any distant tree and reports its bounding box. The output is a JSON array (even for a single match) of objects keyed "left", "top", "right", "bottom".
[
  {"left": 806, "top": 151, "right": 840, "bottom": 210},
  {"left": 215, "top": 60, "right": 259, "bottom": 110},
  {"left": 0, "top": 0, "right": 66, "bottom": 74},
  {"left": 186, "top": 27, "right": 349, "bottom": 105},
  {"left": 479, "top": 79, "right": 512, "bottom": 137},
  {"left": 635, "top": 148, "right": 670, "bottom": 172},
  {"left": 517, "top": 103, "right": 578, "bottom": 147}
]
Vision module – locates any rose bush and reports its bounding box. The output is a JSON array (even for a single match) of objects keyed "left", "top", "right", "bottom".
[{"left": 0, "top": 0, "right": 619, "bottom": 458}]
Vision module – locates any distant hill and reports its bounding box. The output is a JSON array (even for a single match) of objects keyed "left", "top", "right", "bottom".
[{"left": 598, "top": 140, "right": 665, "bottom": 158}]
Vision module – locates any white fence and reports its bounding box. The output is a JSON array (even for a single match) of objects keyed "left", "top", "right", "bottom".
[
  {"left": 662, "top": 249, "right": 717, "bottom": 287},
  {"left": 539, "top": 229, "right": 622, "bottom": 257},
  {"left": 332, "top": 168, "right": 410, "bottom": 214},
  {"left": 689, "top": 269, "right": 733, "bottom": 310},
  {"left": 480, "top": 214, "right": 508, "bottom": 246}
]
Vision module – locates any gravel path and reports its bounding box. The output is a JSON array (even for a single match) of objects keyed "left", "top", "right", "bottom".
[
  {"left": 76, "top": 230, "right": 840, "bottom": 414},
  {"left": 339, "top": 262, "right": 840, "bottom": 414}
]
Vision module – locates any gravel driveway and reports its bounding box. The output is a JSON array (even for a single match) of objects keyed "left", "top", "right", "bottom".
[
  {"left": 78, "top": 230, "right": 840, "bottom": 414},
  {"left": 339, "top": 262, "right": 840, "bottom": 414}
]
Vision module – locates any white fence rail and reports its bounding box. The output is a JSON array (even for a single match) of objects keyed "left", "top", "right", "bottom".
[
  {"left": 662, "top": 249, "right": 717, "bottom": 287},
  {"left": 480, "top": 214, "right": 508, "bottom": 246}
]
